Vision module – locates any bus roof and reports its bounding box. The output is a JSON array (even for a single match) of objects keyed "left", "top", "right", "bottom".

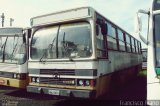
[
  {"left": 30, "top": 7, "right": 94, "bottom": 27},
  {"left": 0, "top": 27, "right": 23, "bottom": 36}
]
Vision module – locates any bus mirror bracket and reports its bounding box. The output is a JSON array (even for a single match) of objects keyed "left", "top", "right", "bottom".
[{"left": 135, "top": 9, "right": 150, "bottom": 45}]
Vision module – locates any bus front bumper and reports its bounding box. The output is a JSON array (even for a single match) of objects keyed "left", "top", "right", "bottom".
[
  {"left": 0, "top": 77, "right": 27, "bottom": 88},
  {"left": 27, "top": 85, "right": 96, "bottom": 98}
]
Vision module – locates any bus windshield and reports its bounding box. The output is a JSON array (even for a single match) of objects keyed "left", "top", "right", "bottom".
[
  {"left": 0, "top": 36, "right": 26, "bottom": 64},
  {"left": 31, "top": 22, "right": 92, "bottom": 60},
  {"left": 154, "top": 14, "right": 160, "bottom": 67}
]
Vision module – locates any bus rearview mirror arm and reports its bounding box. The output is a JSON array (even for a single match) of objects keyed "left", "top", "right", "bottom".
[
  {"left": 139, "top": 33, "right": 149, "bottom": 45},
  {"left": 135, "top": 9, "right": 150, "bottom": 45}
]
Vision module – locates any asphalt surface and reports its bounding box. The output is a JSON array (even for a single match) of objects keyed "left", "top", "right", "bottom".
[{"left": 0, "top": 71, "right": 147, "bottom": 106}]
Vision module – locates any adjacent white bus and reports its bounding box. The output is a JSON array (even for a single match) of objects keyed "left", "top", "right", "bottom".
[
  {"left": 136, "top": 0, "right": 160, "bottom": 100},
  {"left": 27, "top": 7, "right": 142, "bottom": 98},
  {"left": 0, "top": 27, "right": 29, "bottom": 88}
]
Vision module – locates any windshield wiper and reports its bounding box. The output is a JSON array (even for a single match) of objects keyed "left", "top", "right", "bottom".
[
  {"left": 10, "top": 35, "right": 19, "bottom": 61},
  {"left": 39, "top": 26, "right": 60, "bottom": 62},
  {"left": 39, "top": 37, "right": 56, "bottom": 62},
  {"left": 1, "top": 37, "right": 7, "bottom": 62}
]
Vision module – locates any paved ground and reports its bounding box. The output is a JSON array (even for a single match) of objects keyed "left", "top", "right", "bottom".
[{"left": 0, "top": 71, "right": 147, "bottom": 106}]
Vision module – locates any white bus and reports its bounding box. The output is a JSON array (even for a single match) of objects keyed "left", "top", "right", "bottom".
[
  {"left": 27, "top": 7, "right": 142, "bottom": 98},
  {"left": 136, "top": 0, "right": 160, "bottom": 100},
  {"left": 0, "top": 27, "right": 29, "bottom": 88}
]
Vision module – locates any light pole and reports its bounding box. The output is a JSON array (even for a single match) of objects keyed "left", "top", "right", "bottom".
[
  {"left": 1, "top": 13, "right": 5, "bottom": 27},
  {"left": 10, "top": 18, "right": 14, "bottom": 26}
]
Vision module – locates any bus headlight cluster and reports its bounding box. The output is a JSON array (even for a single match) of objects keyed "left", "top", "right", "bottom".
[
  {"left": 13, "top": 73, "right": 21, "bottom": 79},
  {"left": 78, "top": 79, "right": 95, "bottom": 86},
  {"left": 31, "top": 77, "right": 40, "bottom": 83},
  {"left": 13, "top": 73, "right": 26, "bottom": 80}
]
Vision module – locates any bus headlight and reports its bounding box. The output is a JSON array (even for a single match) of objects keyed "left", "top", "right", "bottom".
[
  {"left": 85, "top": 80, "right": 90, "bottom": 86},
  {"left": 78, "top": 80, "right": 84, "bottom": 86},
  {"left": 17, "top": 74, "right": 20, "bottom": 79},
  {"left": 32, "top": 77, "right": 35, "bottom": 82},
  {"left": 36, "top": 78, "right": 40, "bottom": 83},
  {"left": 13, "top": 74, "right": 17, "bottom": 78}
]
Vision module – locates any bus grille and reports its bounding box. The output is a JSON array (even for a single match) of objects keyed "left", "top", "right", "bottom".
[
  {"left": 0, "top": 71, "right": 13, "bottom": 78},
  {"left": 39, "top": 77, "right": 75, "bottom": 86},
  {"left": 39, "top": 69, "right": 75, "bottom": 86},
  {"left": 40, "top": 69, "right": 75, "bottom": 75}
]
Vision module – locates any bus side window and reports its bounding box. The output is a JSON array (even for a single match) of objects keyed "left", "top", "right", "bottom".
[
  {"left": 96, "top": 24, "right": 107, "bottom": 58},
  {"left": 126, "top": 34, "right": 131, "bottom": 52},
  {"left": 137, "top": 41, "right": 140, "bottom": 53},
  {"left": 131, "top": 37, "right": 135, "bottom": 53},
  {"left": 107, "top": 23, "right": 118, "bottom": 50},
  {"left": 117, "top": 29, "right": 125, "bottom": 51},
  {"left": 135, "top": 40, "right": 139, "bottom": 53}
]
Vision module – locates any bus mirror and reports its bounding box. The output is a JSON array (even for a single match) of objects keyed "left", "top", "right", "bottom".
[
  {"left": 101, "top": 23, "right": 108, "bottom": 35},
  {"left": 135, "top": 9, "right": 150, "bottom": 45},
  {"left": 134, "top": 15, "right": 142, "bottom": 32},
  {"left": 96, "top": 25, "right": 99, "bottom": 35}
]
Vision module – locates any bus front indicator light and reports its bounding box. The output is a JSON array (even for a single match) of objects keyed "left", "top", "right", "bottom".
[{"left": 90, "top": 79, "right": 96, "bottom": 87}]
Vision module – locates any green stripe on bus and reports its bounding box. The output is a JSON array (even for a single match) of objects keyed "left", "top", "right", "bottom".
[{"left": 156, "top": 68, "right": 160, "bottom": 75}]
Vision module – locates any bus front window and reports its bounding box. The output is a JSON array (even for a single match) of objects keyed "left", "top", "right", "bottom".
[
  {"left": 58, "top": 23, "right": 92, "bottom": 58},
  {"left": 4, "top": 36, "right": 26, "bottom": 64},
  {"left": 31, "top": 22, "right": 92, "bottom": 60},
  {"left": 154, "top": 14, "right": 160, "bottom": 67},
  {"left": 31, "top": 26, "right": 58, "bottom": 59}
]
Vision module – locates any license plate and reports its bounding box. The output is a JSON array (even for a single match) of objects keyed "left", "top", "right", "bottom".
[
  {"left": 0, "top": 80, "right": 5, "bottom": 85},
  {"left": 48, "top": 89, "right": 59, "bottom": 95}
]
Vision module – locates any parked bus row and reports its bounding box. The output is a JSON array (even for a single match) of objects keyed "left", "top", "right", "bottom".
[{"left": 0, "top": 7, "right": 142, "bottom": 98}]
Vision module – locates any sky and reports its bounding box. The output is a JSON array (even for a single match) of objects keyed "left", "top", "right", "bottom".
[{"left": 0, "top": 0, "right": 152, "bottom": 48}]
